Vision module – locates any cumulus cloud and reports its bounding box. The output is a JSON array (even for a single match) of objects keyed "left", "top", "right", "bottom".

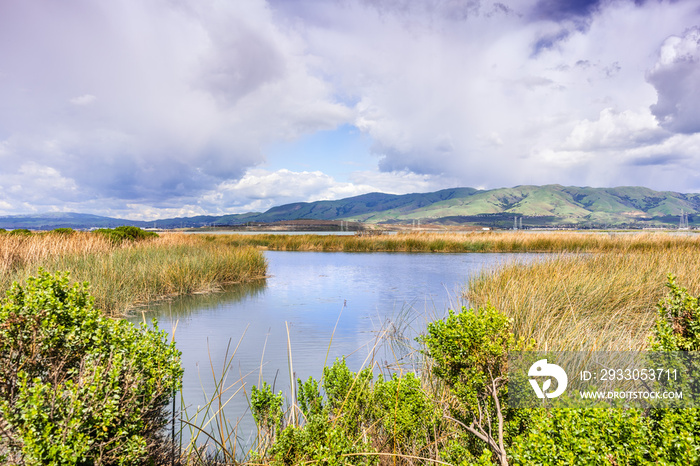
[
  {"left": 0, "top": 0, "right": 352, "bottom": 214},
  {"left": 2, "top": 0, "right": 700, "bottom": 218},
  {"left": 300, "top": 0, "right": 700, "bottom": 191},
  {"left": 201, "top": 168, "right": 448, "bottom": 214},
  {"left": 647, "top": 27, "right": 700, "bottom": 134},
  {"left": 562, "top": 108, "right": 668, "bottom": 151}
]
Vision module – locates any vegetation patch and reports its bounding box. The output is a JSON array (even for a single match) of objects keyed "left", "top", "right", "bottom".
[
  {"left": 215, "top": 231, "right": 700, "bottom": 254},
  {"left": 0, "top": 270, "right": 183, "bottom": 465},
  {"left": 466, "top": 244, "right": 700, "bottom": 351},
  {"left": 0, "top": 229, "right": 267, "bottom": 316}
]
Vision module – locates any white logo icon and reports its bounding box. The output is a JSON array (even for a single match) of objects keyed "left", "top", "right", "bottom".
[{"left": 528, "top": 359, "right": 568, "bottom": 399}]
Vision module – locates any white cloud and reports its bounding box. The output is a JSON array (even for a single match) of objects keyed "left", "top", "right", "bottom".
[
  {"left": 647, "top": 27, "right": 700, "bottom": 134},
  {"left": 0, "top": 0, "right": 353, "bottom": 208},
  {"left": 302, "top": 0, "right": 700, "bottom": 189},
  {"left": 3, "top": 0, "right": 700, "bottom": 218},
  {"left": 69, "top": 94, "right": 96, "bottom": 106},
  {"left": 562, "top": 108, "right": 668, "bottom": 152},
  {"left": 211, "top": 168, "right": 367, "bottom": 213},
  {"left": 177, "top": 168, "right": 452, "bottom": 216}
]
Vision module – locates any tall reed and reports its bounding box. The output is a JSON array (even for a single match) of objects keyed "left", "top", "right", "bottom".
[
  {"left": 466, "top": 245, "right": 700, "bottom": 351},
  {"left": 0, "top": 232, "right": 267, "bottom": 316},
  {"left": 216, "top": 231, "right": 700, "bottom": 253}
]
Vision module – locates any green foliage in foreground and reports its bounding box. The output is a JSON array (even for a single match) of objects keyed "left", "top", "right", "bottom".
[
  {"left": 251, "top": 359, "right": 444, "bottom": 466},
  {"left": 0, "top": 270, "right": 183, "bottom": 465},
  {"left": 651, "top": 274, "right": 700, "bottom": 351},
  {"left": 510, "top": 407, "right": 700, "bottom": 465},
  {"left": 93, "top": 225, "right": 158, "bottom": 244}
]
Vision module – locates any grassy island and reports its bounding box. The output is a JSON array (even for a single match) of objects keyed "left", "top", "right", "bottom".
[{"left": 0, "top": 228, "right": 267, "bottom": 316}]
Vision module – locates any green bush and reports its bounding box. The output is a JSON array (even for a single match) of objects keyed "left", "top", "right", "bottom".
[
  {"left": 510, "top": 408, "right": 650, "bottom": 465},
  {"left": 422, "top": 306, "right": 513, "bottom": 414},
  {"left": 253, "top": 358, "right": 444, "bottom": 466},
  {"left": 8, "top": 229, "right": 32, "bottom": 236},
  {"left": 421, "top": 305, "right": 523, "bottom": 465},
  {"left": 251, "top": 380, "right": 284, "bottom": 448},
  {"left": 93, "top": 226, "right": 158, "bottom": 244},
  {"left": 50, "top": 227, "right": 75, "bottom": 235},
  {"left": 268, "top": 417, "right": 376, "bottom": 466},
  {"left": 510, "top": 405, "right": 700, "bottom": 465},
  {"left": 370, "top": 372, "right": 441, "bottom": 454},
  {"left": 0, "top": 270, "right": 182, "bottom": 465},
  {"left": 650, "top": 274, "right": 700, "bottom": 351}
]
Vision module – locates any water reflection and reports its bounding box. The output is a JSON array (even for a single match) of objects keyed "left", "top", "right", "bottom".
[{"left": 130, "top": 279, "right": 267, "bottom": 321}]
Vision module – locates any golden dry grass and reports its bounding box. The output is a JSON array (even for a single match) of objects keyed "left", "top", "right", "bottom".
[
  {"left": 218, "top": 231, "right": 700, "bottom": 253},
  {"left": 466, "top": 244, "right": 700, "bottom": 351},
  {"left": 0, "top": 232, "right": 267, "bottom": 316},
  {"left": 0, "top": 231, "right": 114, "bottom": 276}
]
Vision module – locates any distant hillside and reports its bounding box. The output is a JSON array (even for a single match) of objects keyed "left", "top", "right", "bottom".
[
  {"left": 0, "top": 213, "right": 147, "bottom": 230},
  {"left": 215, "top": 185, "right": 700, "bottom": 228},
  {"left": 1, "top": 185, "right": 698, "bottom": 230},
  {"left": 338, "top": 185, "right": 700, "bottom": 228}
]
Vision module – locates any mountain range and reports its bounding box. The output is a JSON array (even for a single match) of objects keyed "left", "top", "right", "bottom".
[{"left": 0, "top": 185, "right": 697, "bottom": 230}]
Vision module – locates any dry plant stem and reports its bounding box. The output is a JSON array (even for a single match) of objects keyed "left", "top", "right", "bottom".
[
  {"left": 285, "top": 321, "right": 297, "bottom": 428},
  {"left": 182, "top": 330, "right": 250, "bottom": 464}
]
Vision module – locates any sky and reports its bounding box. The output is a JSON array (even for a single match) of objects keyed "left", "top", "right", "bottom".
[{"left": 2, "top": 0, "right": 700, "bottom": 220}]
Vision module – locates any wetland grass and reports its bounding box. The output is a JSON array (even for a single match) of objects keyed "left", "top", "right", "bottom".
[
  {"left": 214, "top": 231, "right": 700, "bottom": 253},
  {"left": 466, "top": 244, "right": 700, "bottom": 351},
  {"left": 0, "top": 232, "right": 267, "bottom": 316}
]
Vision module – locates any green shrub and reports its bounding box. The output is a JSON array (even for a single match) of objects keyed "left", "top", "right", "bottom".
[
  {"left": 322, "top": 358, "right": 374, "bottom": 436},
  {"left": 251, "top": 380, "right": 284, "bottom": 451},
  {"left": 8, "top": 229, "right": 31, "bottom": 236},
  {"left": 510, "top": 406, "right": 700, "bottom": 465},
  {"left": 510, "top": 408, "right": 650, "bottom": 465},
  {"left": 0, "top": 270, "right": 182, "bottom": 465},
  {"left": 268, "top": 416, "right": 376, "bottom": 466},
  {"left": 650, "top": 274, "right": 700, "bottom": 351},
  {"left": 421, "top": 305, "right": 520, "bottom": 465},
  {"left": 370, "top": 372, "right": 441, "bottom": 454},
  {"left": 253, "top": 358, "right": 444, "bottom": 466},
  {"left": 297, "top": 376, "right": 324, "bottom": 419},
  {"left": 93, "top": 226, "right": 158, "bottom": 244},
  {"left": 50, "top": 227, "right": 75, "bottom": 235}
]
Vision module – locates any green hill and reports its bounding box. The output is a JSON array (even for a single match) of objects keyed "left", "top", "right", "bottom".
[
  {"left": 1, "top": 185, "right": 698, "bottom": 230},
  {"left": 334, "top": 185, "right": 700, "bottom": 227}
]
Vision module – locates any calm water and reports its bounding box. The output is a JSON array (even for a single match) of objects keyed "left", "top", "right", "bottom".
[{"left": 130, "top": 251, "right": 542, "bottom": 446}]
